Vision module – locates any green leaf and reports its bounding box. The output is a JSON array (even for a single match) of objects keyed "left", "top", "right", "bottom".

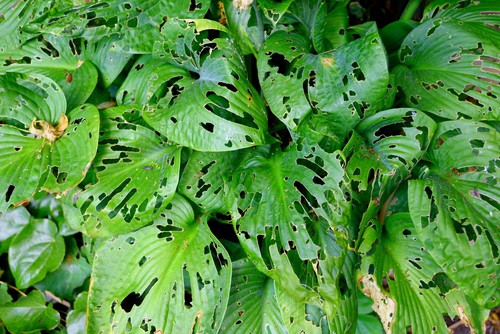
[
  {"left": 230, "top": 141, "right": 354, "bottom": 331},
  {"left": 0, "top": 207, "right": 31, "bottom": 250},
  {"left": 66, "top": 292, "right": 87, "bottom": 334},
  {"left": 358, "top": 213, "right": 490, "bottom": 333},
  {"left": 178, "top": 149, "right": 253, "bottom": 213},
  {"left": 87, "top": 195, "right": 231, "bottom": 333},
  {"left": 423, "top": 0, "right": 500, "bottom": 26},
  {"left": 393, "top": 15, "right": 499, "bottom": 120},
  {"left": 9, "top": 219, "right": 65, "bottom": 289},
  {"left": 9, "top": 218, "right": 65, "bottom": 288},
  {"left": 257, "top": 28, "right": 391, "bottom": 146},
  {"left": 73, "top": 106, "right": 181, "bottom": 237},
  {"left": 0, "top": 34, "right": 98, "bottom": 110},
  {"left": 34, "top": 238, "right": 91, "bottom": 300},
  {"left": 0, "top": 290, "right": 60, "bottom": 334},
  {"left": 139, "top": 19, "right": 269, "bottom": 151},
  {"left": 408, "top": 120, "right": 499, "bottom": 308},
  {"left": 0, "top": 1, "right": 60, "bottom": 53},
  {"left": 0, "top": 75, "right": 99, "bottom": 211},
  {"left": 85, "top": 36, "right": 133, "bottom": 88},
  {"left": 220, "top": 258, "right": 287, "bottom": 333},
  {"left": 0, "top": 283, "right": 12, "bottom": 306},
  {"left": 345, "top": 108, "right": 437, "bottom": 202}
]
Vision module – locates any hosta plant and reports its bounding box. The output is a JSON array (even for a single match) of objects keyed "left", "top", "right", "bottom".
[{"left": 0, "top": 0, "right": 498, "bottom": 333}]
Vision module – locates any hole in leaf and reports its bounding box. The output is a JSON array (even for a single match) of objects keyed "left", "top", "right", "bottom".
[{"left": 120, "top": 277, "right": 158, "bottom": 312}]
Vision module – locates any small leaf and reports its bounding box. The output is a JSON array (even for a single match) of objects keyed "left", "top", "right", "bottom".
[
  {"left": 66, "top": 292, "right": 88, "bottom": 334},
  {"left": 0, "top": 290, "right": 60, "bottom": 333},
  {"left": 87, "top": 195, "right": 231, "bottom": 333},
  {"left": 9, "top": 218, "right": 65, "bottom": 288}
]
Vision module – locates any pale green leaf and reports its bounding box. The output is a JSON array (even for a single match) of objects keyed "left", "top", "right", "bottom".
[
  {"left": 66, "top": 292, "right": 88, "bottom": 334},
  {"left": 87, "top": 195, "right": 231, "bottom": 333}
]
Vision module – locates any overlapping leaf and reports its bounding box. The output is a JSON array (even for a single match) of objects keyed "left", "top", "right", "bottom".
[
  {"left": 357, "top": 213, "right": 490, "bottom": 333},
  {"left": 127, "top": 19, "right": 270, "bottom": 151},
  {"left": 178, "top": 149, "right": 254, "bottom": 213},
  {"left": 344, "top": 108, "right": 437, "bottom": 203},
  {"left": 408, "top": 120, "right": 499, "bottom": 308},
  {"left": 87, "top": 195, "right": 231, "bottom": 333},
  {"left": 257, "top": 27, "right": 391, "bottom": 147},
  {"left": 71, "top": 106, "right": 181, "bottom": 237},
  {"left": 0, "top": 74, "right": 99, "bottom": 212},
  {"left": 393, "top": 3, "right": 500, "bottom": 120},
  {"left": 230, "top": 141, "right": 354, "bottom": 331},
  {"left": 0, "top": 34, "right": 98, "bottom": 110},
  {"left": 0, "top": 290, "right": 60, "bottom": 334}
]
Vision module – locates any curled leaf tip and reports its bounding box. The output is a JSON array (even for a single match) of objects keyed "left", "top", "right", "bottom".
[{"left": 29, "top": 114, "right": 68, "bottom": 142}]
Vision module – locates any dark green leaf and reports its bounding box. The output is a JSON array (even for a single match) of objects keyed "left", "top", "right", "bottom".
[
  {"left": 66, "top": 292, "right": 87, "bottom": 334},
  {"left": 34, "top": 238, "right": 91, "bottom": 300},
  {"left": 9, "top": 218, "right": 65, "bottom": 288},
  {"left": 0, "top": 290, "right": 60, "bottom": 333}
]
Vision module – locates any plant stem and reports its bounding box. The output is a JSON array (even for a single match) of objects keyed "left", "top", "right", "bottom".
[
  {"left": 400, "top": 0, "right": 422, "bottom": 21},
  {"left": 0, "top": 280, "right": 27, "bottom": 297}
]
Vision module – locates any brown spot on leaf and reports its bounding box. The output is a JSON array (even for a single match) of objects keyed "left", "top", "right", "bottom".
[{"left": 360, "top": 275, "right": 396, "bottom": 334}]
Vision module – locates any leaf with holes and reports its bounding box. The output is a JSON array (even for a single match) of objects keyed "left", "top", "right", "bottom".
[
  {"left": 220, "top": 258, "right": 287, "bottom": 333},
  {"left": 9, "top": 218, "right": 65, "bottom": 288},
  {"left": 0, "top": 74, "right": 99, "bottom": 212},
  {"left": 229, "top": 141, "right": 355, "bottom": 330},
  {"left": 178, "top": 149, "right": 254, "bottom": 213},
  {"left": 357, "top": 213, "right": 490, "bottom": 333},
  {"left": 0, "top": 34, "right": 98, "bottom": 110},
  {"left": 132, "top": 19, "right": 269, "bottom": 151},
  {"left": 87, "top": 195, "right": 231, "bottom": 333},
  {"left": 257, "top": 28, "right": 391, "bottom": 148},
  {"left": 408, "top": 120, "right": 499, "bottom": 308},
  {"left": 72, "top": 106, "right": 181, "bottom": 237},
  {"left": 393, "top": 4, "right": 500, "bottom": 120},
  {"left": 344, "top": 108, "right": 437, "bottom": 204}
]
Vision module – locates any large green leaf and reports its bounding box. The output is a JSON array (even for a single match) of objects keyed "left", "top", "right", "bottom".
[
  {"left": 257, "top": 27, "right": 391, "bottom": 147},
  {"left": 393, "top": 3, "right": 500, "bottom": 120},
  {"left": 357, "top": 213, "right": 490, "bottom": 333},
  {"left": 9, "top": 218, "right": 65, "bottom": 289},
  {"left": 0, "top": 207, "right": 31, "bottom": 254},
  {"left": 71, "top": 106, "right": 181, "bottom": 237},
  {"left": 220, "top": 258, "right": 287, "bottom": 333},
  {"left": 0, "top": 74, "right": 99, "bottom": 212},
  {"left": 408, "top": 120, "right": 499, "bottom": 308},
  {"left": 230, "top": 141, "right": 354, "bottom": 331},
  {"left": 87, "top": 195, "right": 231, "bottom": 333},
  {"left": 0, "top": 290, "right": 60, "bottom": 334},
  {"left": 131, "top": 20, "right": 269, "bottom": 151}
]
